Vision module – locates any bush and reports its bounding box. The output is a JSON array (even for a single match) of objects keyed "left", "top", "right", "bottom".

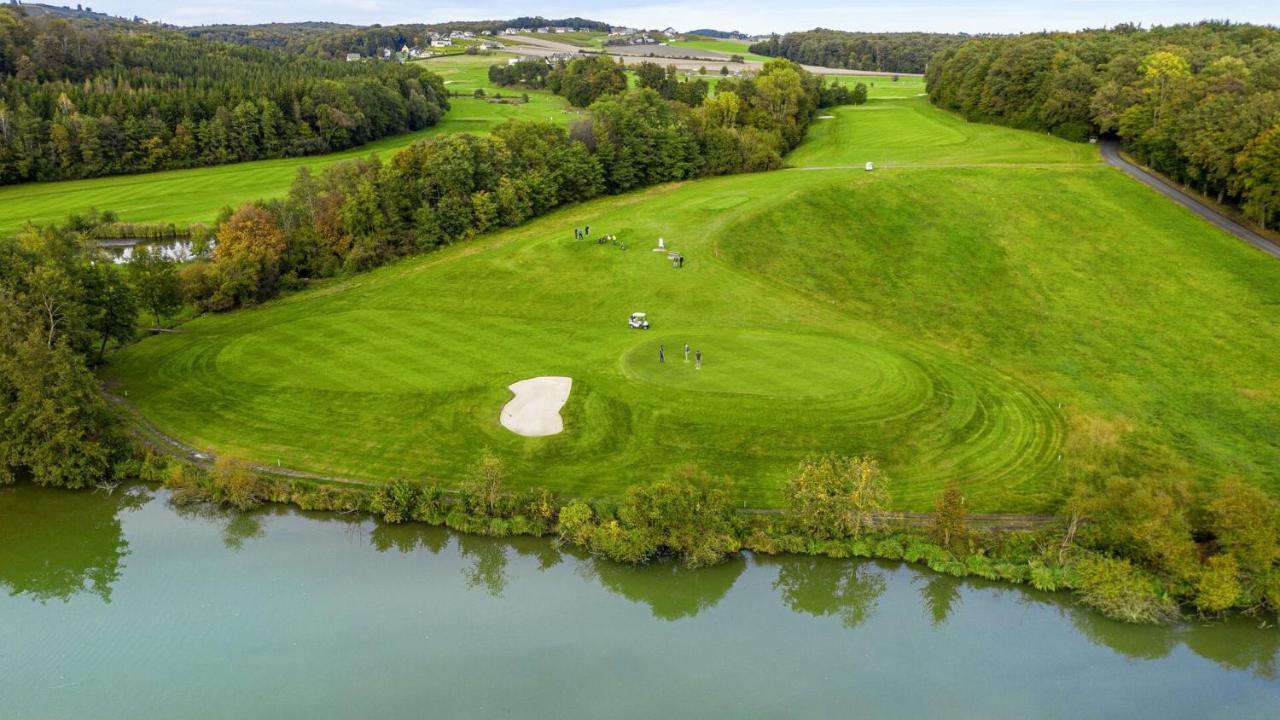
[
  {"left": 606, "top": 473, "right": 741, "bottom": 567},
  {"left": 1072, "top": 555, "right": 1180, "bottom": 624},
  {"left": 370, "top": 478, "right": 422, "bottom": 524},
  {"left": 209, "top": 456, "right": 268, "bottom": 511},
  {"left": 1194, "top": 554, "right": 1242, "bottom": 614},
  {"left": 784, "top": 454, "right": 890, "bottom": 540},
  {"left": 558, "top": 500, "right": 595, "bottom": 546}
]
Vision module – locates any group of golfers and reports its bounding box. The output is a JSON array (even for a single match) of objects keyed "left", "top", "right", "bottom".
[{"left": 659, "top": 343, "right": 701, "bottom": 369}]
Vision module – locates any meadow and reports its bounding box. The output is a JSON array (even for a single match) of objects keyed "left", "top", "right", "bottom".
[
  {"left": 104, "top": 96, "right": 1280, "bottom": 511},
  {"left": 667, "top": 36, "right": 773, "bottom": 62},
  {"left": 0, "top": 53, "right": 577, "bottom": 234}
]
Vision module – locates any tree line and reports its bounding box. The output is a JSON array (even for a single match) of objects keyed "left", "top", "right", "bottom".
[
  {"left": 925, "top": 22, "right": 1280, "bottom": 228},
  {"left": 184, "top": 17, "right": 612, "bottom": 58},
  {"left": 0, "top": 7, "right": 448, "bottom": 184},
  {"left": 749, "top": 29, "right": 968, "bottom": 74},
  {"left": 184, "top": 58, "right": 835, "bottom": 311}
]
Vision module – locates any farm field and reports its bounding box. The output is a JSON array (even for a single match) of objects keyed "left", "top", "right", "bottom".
[
  {"left": 0, "top": 53, "right": 575, "bottom": 235},
  {"left": 514, "top": 31, "right": 608, "bottom": 48},
  {"left": 667, "top": 36, "right": 773, "bottom": 62},
  {"left": 105, "top": 96, "right": 1280, "bottom": 511}
]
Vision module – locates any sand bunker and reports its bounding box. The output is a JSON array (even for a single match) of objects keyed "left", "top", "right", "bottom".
[{"left": 500, "top": 377, "right": 572, "bottom": 437}]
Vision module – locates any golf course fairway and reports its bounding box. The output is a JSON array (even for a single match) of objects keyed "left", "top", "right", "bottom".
[{"left": 105, "top": 96, "right": 1280, "bottom": 511}]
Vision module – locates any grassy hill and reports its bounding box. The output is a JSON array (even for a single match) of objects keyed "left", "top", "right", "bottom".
[
  {"left": 104, "top": 97, "right": 1280, "bottom": 511},
  {"left": 0, "top": 54, "right": 575, "bottom": 234}
]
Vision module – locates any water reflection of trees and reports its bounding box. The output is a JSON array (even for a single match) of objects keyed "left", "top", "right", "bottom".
[
  {"left": 1067, "top": 603, "right": 1279, "bottom": 679},
  {"left": 172, "top": 502, "right": 266, "bottom": 551},
  {"left": 580, "top": 554, "right": 746, "bottom": 621},
  {"left": 917, "top": 574, "right": 963, "bottom": 627},
  {"left": 765, "top": 555, "right": 887, "bottom": 629},
  {"left": 0, "top": 484, "right": 149, "bottom": 603}
]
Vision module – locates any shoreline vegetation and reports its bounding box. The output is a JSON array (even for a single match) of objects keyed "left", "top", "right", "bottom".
[{"left": 107, "top": 440, "right": 1279, "bottom": 627}]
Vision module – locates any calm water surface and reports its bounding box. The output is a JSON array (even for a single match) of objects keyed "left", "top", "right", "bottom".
[{"left": 1, "top": 484, "right": 1277, "bottom": 719}]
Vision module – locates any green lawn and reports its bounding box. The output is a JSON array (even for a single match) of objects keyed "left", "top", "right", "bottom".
[
  {"left": 669, "top": 37, "right": 772, "bottom": 62},
  {"left": 104, "top": 97, "right": 1280, "bottom": 511},
  {"left": 0, "top": 54, "right": 575, "bottom": 234}
]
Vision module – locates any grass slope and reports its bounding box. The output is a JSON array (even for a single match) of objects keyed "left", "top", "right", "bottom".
[
  {"left": 105, "top": 97, "right": 1280, "bottom": 511},
  {"left": 0, "top": 53, "right": 575, "bottom": 234},
  {"left": 669, "top": 37, "right": 772, "bottom": 62}
]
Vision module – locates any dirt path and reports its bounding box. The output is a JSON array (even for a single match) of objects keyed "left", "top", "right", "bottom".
[{"left": 1101, "top": 140, "right": 1280, "bottom": 260}]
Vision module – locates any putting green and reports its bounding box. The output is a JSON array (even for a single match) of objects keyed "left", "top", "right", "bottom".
[
  {"left": 105, "top": 97, "right": 1280, "bottom": 511},
  {"left": 620, "top": 331, "right": 922, "bottom": 400}
]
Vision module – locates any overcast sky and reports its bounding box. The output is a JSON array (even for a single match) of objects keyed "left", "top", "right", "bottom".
[{"left": 78, "top": 1, "right": 1280, "bottom": 35}]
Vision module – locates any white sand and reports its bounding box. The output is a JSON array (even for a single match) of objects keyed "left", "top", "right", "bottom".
[{"left": 500, "top": 377, "right": 573, "bottom": 437}]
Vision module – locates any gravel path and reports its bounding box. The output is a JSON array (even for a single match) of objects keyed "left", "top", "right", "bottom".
[{"left": 1101, "top": 140, "right": 1280, "bottom": 260}]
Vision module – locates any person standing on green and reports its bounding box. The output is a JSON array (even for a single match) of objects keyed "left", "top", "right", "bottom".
[
  {"left": 695, "top": 349, "right": 701, "bottom": 369},
  {"left": 683, "top": 343, "right": 690, "bottom": 362},
  {"left": 659, "top": 345, "right": 665, "bottom": 364}
]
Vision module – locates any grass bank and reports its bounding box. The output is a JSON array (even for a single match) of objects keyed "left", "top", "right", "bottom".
[{"left": 105, "top": 97, "right": 1280, "bottom": 512}]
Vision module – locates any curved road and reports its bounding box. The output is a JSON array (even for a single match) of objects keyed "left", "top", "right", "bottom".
[{"left": 1100, "top": 140, "right": 1280, "bottom": 260}]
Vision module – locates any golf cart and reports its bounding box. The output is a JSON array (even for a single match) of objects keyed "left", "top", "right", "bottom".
[{"left": 629, "top": 312, "right": 650, "bottom": 330}]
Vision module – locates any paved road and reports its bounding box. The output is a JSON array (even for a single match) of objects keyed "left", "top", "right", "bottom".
[{"left": 1100, "top": 140, "right": 1280, "bottom": 260}]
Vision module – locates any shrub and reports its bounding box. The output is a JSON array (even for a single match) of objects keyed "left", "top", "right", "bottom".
[
  {"left": 557, "top": 500, "right": 595, "bottom": 546},
  {"left": 1072, "top": 555, "right": 1180, "bottom": 624},
  {"left": 1194, "top": 554, "right": 1242, "bottom": 614},
  {"left": 784, "top": 454, "right": 890, "bottom": 540},
  {"left": 1067, "top": 477, "right": 1199, "bottom": 581},
  {"left": 209, "top": 456, "right": 268, "bottom": 511},
  {"left": 1204, "top": 478, "right": 1279, "bottom": 577},
  {"left": 609, "top": 474, "right": 741, "bottom": 567},
  {"left": 370, "top": 478, "right": 422, "bottom": 524}
]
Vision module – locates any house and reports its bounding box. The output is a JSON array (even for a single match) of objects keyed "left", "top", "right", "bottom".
[
  {"left": 381, "top": 48, "right": 392, "bottom": 59},
  {"left": 431, "top": 39, "right": 452, "bottom": 48},
  {"left": 345, "top": 52, "right": 361, "bottom": 62}
]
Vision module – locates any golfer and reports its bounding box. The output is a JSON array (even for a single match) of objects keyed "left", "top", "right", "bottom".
[
  {"left": 695, "top": 349, "right": 702, "bottom": 369},
  {"left": 684, "top": 343, "right": 690, "bottom": 362},
  {"left": 659, "top": 345, "right": 665, "bottom": 364}
]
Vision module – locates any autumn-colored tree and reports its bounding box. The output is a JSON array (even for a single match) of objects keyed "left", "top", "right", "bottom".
[
  {"left": 785, "top": 454, "right": 891, "bottom": 540},
  {"left": 931, "top": 481, "right": 970, "bottom": 552},
  {"left": 215, "top": 204, "right": 287, "bottom": 264},
  {"left": 1204, "top": 478, "right": 1279, "bottom": 577}
]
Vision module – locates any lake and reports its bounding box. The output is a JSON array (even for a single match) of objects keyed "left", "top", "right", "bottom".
[{"left": 1, "top": 483, "right": 1277, "bottom": 718}]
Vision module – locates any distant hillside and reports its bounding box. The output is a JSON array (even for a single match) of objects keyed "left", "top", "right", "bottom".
[
  {"left": 8, "top": 1, "right": 159, "bottom": 27},
  {"left": 185, "top": 16, "right": 614, "bottom": 57},
  {"left": 687, "top": 28, "right": 747, "bottom": 39}
]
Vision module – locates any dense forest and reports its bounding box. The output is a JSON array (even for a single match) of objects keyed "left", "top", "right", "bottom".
[
  {"left": 186, "top": 16, "right": 612, "bottom": 58},
  {"left": 0, "top": 6, "right": 448, "bottom": 184},
  {"left": 750, "top": 29, "right": 968, "bottom": 74},
  {"left": 925, "top": 22, "right": 1280, "bottom": 228}
]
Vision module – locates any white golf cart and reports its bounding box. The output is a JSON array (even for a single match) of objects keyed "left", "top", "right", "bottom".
[{"left": 629, "top": 312, "right": 650, "bottom": 330}]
